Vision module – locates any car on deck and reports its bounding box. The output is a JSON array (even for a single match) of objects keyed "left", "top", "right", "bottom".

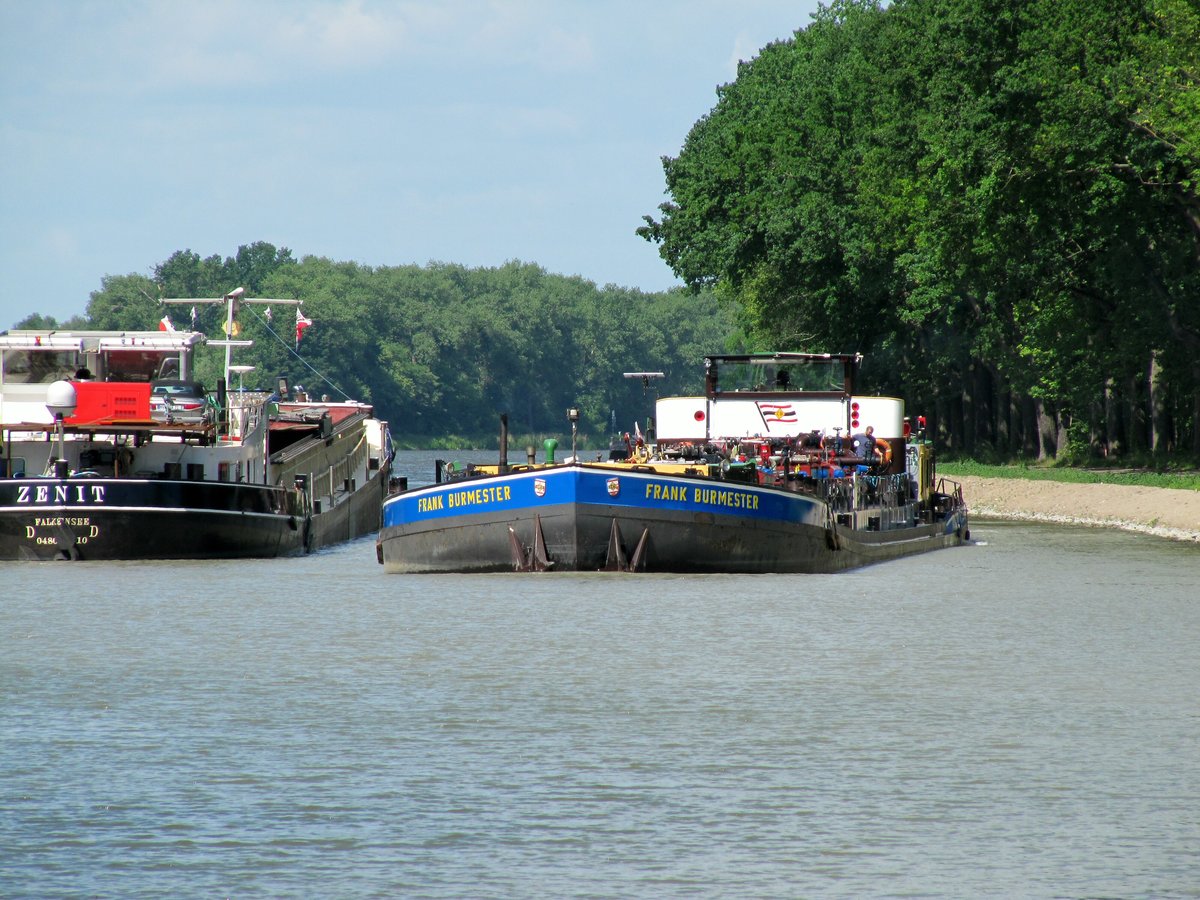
[{"left": 149, "top": 379, "right": 210, "bottom": 424}]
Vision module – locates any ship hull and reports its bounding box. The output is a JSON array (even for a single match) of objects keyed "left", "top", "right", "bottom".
[
  {"left": 1, "top": 320, "right": 393, "bottom": 562},
  {"left": 378, "top": 464, "right": 967, "bottom": 574},
  {"left": 0, "top": 477, "right": 305, "bottom": 560},
  {"left": 304, "top": 461, "right": 389, "bottom": 553}
]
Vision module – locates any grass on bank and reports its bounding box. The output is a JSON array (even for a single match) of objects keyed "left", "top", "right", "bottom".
[{"left": 937, "top": 461, "right": 1200, "bottom": 491}]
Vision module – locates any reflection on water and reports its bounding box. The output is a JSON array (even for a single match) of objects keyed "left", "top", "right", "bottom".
[{"left": 2, "top": 458, "right": 1199, "bottom": 898}]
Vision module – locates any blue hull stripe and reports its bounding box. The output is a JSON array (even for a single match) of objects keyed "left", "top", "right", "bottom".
[{"left": 382, "top": 466, "right": 826, "bottom": 529}]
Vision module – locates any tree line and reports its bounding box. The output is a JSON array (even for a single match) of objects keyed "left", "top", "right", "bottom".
[
  {"left": 18, "top": 243, "right": 739, "bottom": 447},
  {"left": 14, "top": 0, "right": 1196, "bottom": 461},
  {"left": 640, "top": 0, "right": 1200, "bottom": 461}
]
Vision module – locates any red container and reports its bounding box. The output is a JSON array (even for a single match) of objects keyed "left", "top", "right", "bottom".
[{"left": 65, "top": 381, "right": 152, "bottom": 424}]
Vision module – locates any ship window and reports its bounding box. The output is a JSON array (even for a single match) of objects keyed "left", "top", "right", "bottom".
[
  {"left": 1, "top": 349, "right": 78, "bottom": 384},
  {"left": 106, "top": 350, "right": 170, "bottom": 382},
  {"left": 717, "top": 358, "right": 847, "bottom": 393}
]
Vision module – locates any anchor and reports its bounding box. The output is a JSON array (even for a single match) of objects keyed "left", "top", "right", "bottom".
[
  {"left": 604, "top": 519, "right": 650, "bottom": 572},
  {"left": 824, "top": 503, "right": 842, "bottom": 551},
  {"left": 508, "top": 514, "right": 554, "bottom": 571}
]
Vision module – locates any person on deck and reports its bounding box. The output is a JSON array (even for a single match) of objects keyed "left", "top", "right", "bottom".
[{"left": 851, "top": 427, "right": 874, "bottom": 459}]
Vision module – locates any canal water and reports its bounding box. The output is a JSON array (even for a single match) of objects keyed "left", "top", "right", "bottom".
[{"left": 2, "top": 452, "right": 1198, "bottom": 898}]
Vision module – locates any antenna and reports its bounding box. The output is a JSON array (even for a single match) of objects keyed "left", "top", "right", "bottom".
[
  {"left": 162, "top": 288, "right": 301, "bottom": 392},
  {"left": 623, "top": 371, "right": 665, "bottom": 443},
  {"left": 623, "top": 371, "right": 665, "bottom": 392}
]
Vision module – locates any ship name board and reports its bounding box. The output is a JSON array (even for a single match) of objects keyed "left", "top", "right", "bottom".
[
  {"left": 418, "top": 484, "right": 512, "bottom": 512},
  {"left": 644, "top": 482, "right": 760, "bottom": 510},
  {"left": 16, "top": 484, "right": 107, "bottom": 505}
]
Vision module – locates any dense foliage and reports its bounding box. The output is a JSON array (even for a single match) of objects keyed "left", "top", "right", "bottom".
[
  {"left": 31, "top": 243, "right": 738, "bottom": 446},
  {"left": 641, "top": 0, "right": 1200, "bottom": 462},
  {"left": 15, "top": 0, "right": 1196, "bottom": 461}
]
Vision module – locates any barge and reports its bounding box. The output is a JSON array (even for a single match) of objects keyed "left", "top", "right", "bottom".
[{"left": 377, "top": 352, "right": 967, "bottom": 574}]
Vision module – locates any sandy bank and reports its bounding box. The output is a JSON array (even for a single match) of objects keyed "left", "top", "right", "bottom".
[{"left": 954, "top": 475, "right": 1200, "bottom": 543}]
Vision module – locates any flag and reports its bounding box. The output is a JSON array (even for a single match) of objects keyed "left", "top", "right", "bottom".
[
  {"left": 264, "top": 306, "right": 273, "bottom": 323},
  {"left": 159, "top": 315, "right": 175, "bottom": 332},
  {"left": 757, "top": 402, "right": 797, "bottom": 429},
  {"left": 296, "top": 309, "right": 313, "bottom": 346},
  {"left": 189, "top": 306, "right": 198, "bottom": 329},
  {"left": 634, "top": 420, "right": 643, "bottom": 441}
]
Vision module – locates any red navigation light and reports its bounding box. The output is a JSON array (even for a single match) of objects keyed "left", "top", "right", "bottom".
[
  {"left": 850, "top": 400, "right": 860, "bottom": 429},
  {"left": 693, "top": 410, "right": 705, "bottom": 421}
]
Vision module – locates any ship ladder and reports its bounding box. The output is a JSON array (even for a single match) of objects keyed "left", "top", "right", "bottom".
[{"left": 508, "top": 515, "right": 554, "bottom": 572}]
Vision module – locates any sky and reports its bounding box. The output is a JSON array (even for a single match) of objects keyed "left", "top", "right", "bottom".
[{"left": 1, "top": 0, "right": 824, "bottom": 328}]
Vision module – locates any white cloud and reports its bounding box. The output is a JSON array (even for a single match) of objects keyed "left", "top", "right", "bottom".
[
  {"left": 75, "top": 0, "right": 596, "bottom": 96},
  {"left": 464, "top": 3, "right": 594, "bottom": 72},
  {"left": 273, "top": 0, "right": 416, "bottom": 69},
  {"left": 0, "top": 0, "right": 820, "bottom": 326}
]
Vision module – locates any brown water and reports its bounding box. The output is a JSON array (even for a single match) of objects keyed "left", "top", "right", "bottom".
[{"left": 2, "top": 453, "right": 1198, "bottom": 898}]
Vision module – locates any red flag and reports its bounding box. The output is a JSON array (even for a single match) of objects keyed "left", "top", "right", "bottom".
[
  {"left": 296, "top": 310, "right": 313, "bottom": 346},
  {"left": 159, "top": 315, "right": 175, "bottom": 332}
]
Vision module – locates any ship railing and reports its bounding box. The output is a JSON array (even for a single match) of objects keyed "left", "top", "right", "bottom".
[
  {"left": 933, "top": 476, "right": 966, "bottom": 514},
  {"left": 814, "top": 477, "right": 854, "bottom": 512},
  {"left": 314, "top": 432, "right": 370, "bottom": 508},
  {"left": 227, "top": 393, "right": 269, "bottom": 439},
  {"left": 853, "top": 472, "right": 910, "bottom": 510},
  {"left": 815, "top": 471, "right": 920, "bottom": 529}
]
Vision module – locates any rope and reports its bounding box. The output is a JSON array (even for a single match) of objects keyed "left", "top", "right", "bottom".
[{"left": 242, "top": 306, "right": 352, "bottom": 401}]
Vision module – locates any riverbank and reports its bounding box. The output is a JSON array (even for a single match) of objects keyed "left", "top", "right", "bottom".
[{"left": 956, "top": 475, "right": 1200, "bottom": 543}]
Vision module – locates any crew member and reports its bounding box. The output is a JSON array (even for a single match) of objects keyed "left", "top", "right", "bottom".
[{"left": 850, "top": 428, "right": 874, "bottom": 459}]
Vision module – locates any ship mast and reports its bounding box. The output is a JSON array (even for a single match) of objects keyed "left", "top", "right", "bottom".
[{"left": 161, "top": 288, "right": 303, "bottom": 390}]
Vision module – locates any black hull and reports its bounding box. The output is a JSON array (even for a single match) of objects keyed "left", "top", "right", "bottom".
[
  {"left": 305, "top": 462, "right": 388, "bottom": 553},
  {"left": 0, "top": 477, "right": 306, "bottom": 561},
  {"left": 379, "top": 500, "right": 967, "bottom": 575}
]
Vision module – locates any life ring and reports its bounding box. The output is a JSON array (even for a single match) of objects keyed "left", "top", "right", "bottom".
[{"left": 875, "top": 437, "right": 892, "bottom": 465}]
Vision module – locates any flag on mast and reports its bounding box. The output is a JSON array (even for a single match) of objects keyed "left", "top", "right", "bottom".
[
  {"left": 296, "top": 309, "right": 313, "bottom": 346},
  {"left": 158, "top": 315, "right": 175, "bottom": 333}
]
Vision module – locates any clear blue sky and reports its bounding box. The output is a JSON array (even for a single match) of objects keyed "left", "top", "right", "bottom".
[{"left": 1, "top": 1, "right": 822, "bottom": 328}]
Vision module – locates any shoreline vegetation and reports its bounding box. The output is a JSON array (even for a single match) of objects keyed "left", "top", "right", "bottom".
[{"left": 939, "top": 465, "right": 1200, "bottom": 544}]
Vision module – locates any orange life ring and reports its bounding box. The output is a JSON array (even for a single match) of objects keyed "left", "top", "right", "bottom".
[{"left": 875, "top": 437, "right": 892, "bottom": 465}]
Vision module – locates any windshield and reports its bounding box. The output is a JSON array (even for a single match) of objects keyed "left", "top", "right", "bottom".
[{"left": 713, "top": 358, "right": 847, "bottom": 393}]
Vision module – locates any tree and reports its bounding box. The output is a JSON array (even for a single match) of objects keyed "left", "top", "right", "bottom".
[
  {"left": 641, "top": 0, "right": 1200, "bottom": 460},
  {"left": 84, "top": 274, "right": 163, "bottom": 330}
]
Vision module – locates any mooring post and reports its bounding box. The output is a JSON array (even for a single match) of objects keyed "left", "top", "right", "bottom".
[{"left": 499, "top": 413, "right": 509, "bottom": 473}]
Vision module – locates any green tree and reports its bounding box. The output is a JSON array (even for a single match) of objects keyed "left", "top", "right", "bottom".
[
  {"left": 642, "top": 0, "right": 1200, "bottom": 460},
  {"left": 84, "top": 274, "right": 163, "bottom": 330}
]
